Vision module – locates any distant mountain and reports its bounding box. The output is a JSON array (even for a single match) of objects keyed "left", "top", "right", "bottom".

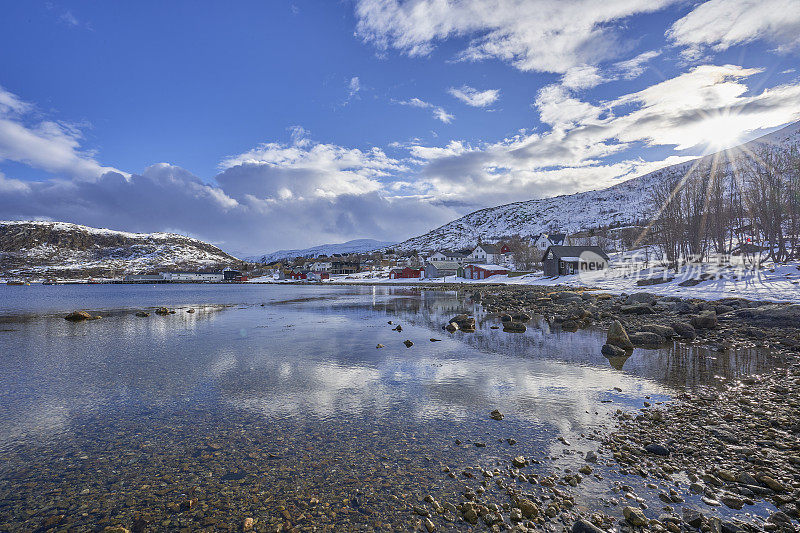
[
  {"left": 396, "top": 121, "right": 800, "bottom": 252},
  {"left": 252, "top": 239, "right": 396, "bottom": 263},
  {"left": 0, "top": 221, "right": 240, "bottom": 279}
]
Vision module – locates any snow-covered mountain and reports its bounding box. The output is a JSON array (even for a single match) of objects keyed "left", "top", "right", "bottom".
[
  {"left": 396, "top": 122, "right": 800, "bottom": 252},
  {"left": 252, "top": 238, "right": 396, "bottom": 263},
  {"left": 0, "top": 221, "right": 240, "bottom": 279}
]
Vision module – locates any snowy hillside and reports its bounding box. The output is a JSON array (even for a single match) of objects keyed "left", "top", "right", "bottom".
[
  {"left": 0, "top": 221, "right": 240, "bottom": 279},
  {"left": 397, "top": 122, "right": 800, "bottom": 252},
  {"left": 252, "top": 238, "right": 396, "bottom": 263}
]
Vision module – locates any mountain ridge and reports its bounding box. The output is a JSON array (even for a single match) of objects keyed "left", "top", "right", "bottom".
[
  {"left": 395, "top": 122, "right": 800, "bottom": 252},
  {"left": 0, "top": 220, "right": 240, "bottom": 279},
  {"left": 251, "top": 238, "right": 397, "bottom": 263}
]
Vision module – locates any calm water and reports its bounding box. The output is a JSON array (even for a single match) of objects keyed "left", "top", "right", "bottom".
[{"left": 0, "top": 284, "right": 774, "bottom": 531}]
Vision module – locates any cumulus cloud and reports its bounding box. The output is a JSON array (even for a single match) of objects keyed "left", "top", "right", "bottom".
[
  {"left": 355, "top": 0, "right": 676, "bottom": 73},
  {"left": 448, "top": 86, "right": 500, "bottom": 107},
  {"left": 0, "top": 85, "right": 123, "bottom": 180},
  {"left": 669, "top": 0, "right": 800, "bottom": 54},
  {"left": 561, "top": 66, "right": 606, "bottom": 89},
  {"left": 395, "top": 97, "right": 454, "bottom": 123}
]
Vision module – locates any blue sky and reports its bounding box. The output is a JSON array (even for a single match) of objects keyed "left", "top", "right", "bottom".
[{"left": 1, "top": 0, "right": 799, "bottom": 255}]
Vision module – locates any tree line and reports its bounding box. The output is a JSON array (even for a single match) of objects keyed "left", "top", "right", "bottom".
[{"left": 647, "top": 143, "right": 800, "bottom": 267}]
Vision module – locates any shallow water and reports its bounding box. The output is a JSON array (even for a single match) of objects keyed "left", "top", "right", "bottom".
[{"left": 0, "top": 284, "right": 776, "bottom": 531}]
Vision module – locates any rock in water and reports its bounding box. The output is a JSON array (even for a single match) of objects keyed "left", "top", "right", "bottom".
[
  {"left": 623, "top": 506, "right": 648, "bottom": 527},
  {"left": 607, "top": 320, "right": 633, "bottom": 350},
  {"left": 629, "top": 331, "right": 666, "bottom": 346},
  {"left": 135, "top": 311, "right": 150, "bottom": 317},
  {"left": 403, "top": 340, "right": 413, "bottom": 348},
  {"left": 64, "top": 311, "right": 94, "bottom": 321},
  {"left": 376, "top": 344, "right": 384, "bottom": 349},
  {"left": 155, "top": 307, "right": 170, "bottom": 315},
  {"left": 601, "top": 343, "right": 626, "bottom": 357},
  {"left": 503, "top": 322, "right": 526, "bottom": 332},
  {"left": 572, "top": 519, "right": 607, "bottom": 533},
  {"left": 490, "top": 409, "right": 504, "bottom": 420}
]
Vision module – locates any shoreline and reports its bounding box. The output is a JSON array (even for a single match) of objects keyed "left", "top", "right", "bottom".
[{"left": 411, "top": 284, "right": 800, "bottom": 532}]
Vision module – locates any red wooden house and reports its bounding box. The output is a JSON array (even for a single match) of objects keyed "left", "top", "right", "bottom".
[
  {"left": 464, "top": 264, "right": 508, "bottom": 280},
  {"left": 389, "top": 267, "right": 423, "bottom": 279}
]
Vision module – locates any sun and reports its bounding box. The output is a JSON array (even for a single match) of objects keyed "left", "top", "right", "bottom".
[{"left": 695, "top": 109, "right": 747, "bottom": 152}]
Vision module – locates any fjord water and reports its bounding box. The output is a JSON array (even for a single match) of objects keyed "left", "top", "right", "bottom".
[{"left": 0, "top": 285, "right": 772, "bottom": 530}]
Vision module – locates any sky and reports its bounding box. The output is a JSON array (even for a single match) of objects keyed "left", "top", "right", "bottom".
[{"left": 0, "top": 0, "right": 799, "bottom": 256}]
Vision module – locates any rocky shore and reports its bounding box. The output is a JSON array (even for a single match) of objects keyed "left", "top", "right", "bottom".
[{"left": 409, "top": 286, "right": 800, "bottom": 532}]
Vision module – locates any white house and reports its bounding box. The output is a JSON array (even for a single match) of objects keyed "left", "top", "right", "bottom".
[
  {"left": 466, "top": 244, "right": 510, "bottom": 265},
  {"left": 428, "top": 250, "right": 467, "bottom": 262},
  {"left": 310, "top": 261, "right": 332, "bottom": 272},
  {"left": 531, "top": 233, "right": 569, "bottom": 251}
]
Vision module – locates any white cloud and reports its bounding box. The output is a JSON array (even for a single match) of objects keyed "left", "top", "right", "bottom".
[
  {"left": 395, "top": 98, "right": 454, "bottom": 123},
  {"left": 561, "top": 66, "right": 606, "bottom": 89},
  {"left": 355, "top": 0, "right": 677, "bottom": 73},
  {"left": 669, "top": 0, "right": 800, "bottom": 54},
  {"left": 448, "top": 85, "right": 500, "bottom": 107},
  {"left": 0, "top": 85, "right": 123, "bottom": 180},
  {"left": 218, "top": 134, "right": 405, "bottom": 200},
  {"left": 613, "top": 50, "right": 661, "bottom": 79},
  {"left": 348, "top": 76, "right": 361, "bottom": 98}
]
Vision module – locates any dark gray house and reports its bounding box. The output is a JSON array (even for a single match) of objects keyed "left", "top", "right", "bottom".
[{"left": 542, "top": 246, "right": 609, "bottom": 277}]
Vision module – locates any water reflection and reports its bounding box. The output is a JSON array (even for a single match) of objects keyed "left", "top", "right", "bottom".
[{"left": 0, "top": 285, "right": 778, "bottom": 530}]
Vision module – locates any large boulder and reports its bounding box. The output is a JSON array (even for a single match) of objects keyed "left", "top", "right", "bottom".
[
  {"left": 607, "top": 320, "right": 634, "bottom": 350},
  {"left": 691, "top": 311, "right": 718, "bottom": 329},
  {"left": 671, "top": 322, "right": 697, "bottom": 340},
  {"left": 503, "top": 321, "right": 526, "bottom": 333},
  {"left": 601, "top": 343, "right": 626, "bottom": 357},
  {"left": 640, "top": 324, "right": 675, "bottom": 338},
  {"left": 625, "top": 292, "right": 657, "bottom": 305},
  {"left": 735, "top": 304, "right": 800, "bottom": 327},
  {"left": 64, "top": 310, "right": 95, "bottom": 321},
  {"left": 572, "top": 519, "right": 607, "bottom": 533},
  {"left": 629, "top": 331, "right": 666, "bottom": 347}
]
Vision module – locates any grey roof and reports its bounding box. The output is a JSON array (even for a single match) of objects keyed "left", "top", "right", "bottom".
[
  {"left": 544, "top": 245, "right": 609, "bottom": 261},
  {"left": 477, "top": 243, "right": 503, "bottom": 254},
  {"left": 425, "top": 261, "right": 461, "bottom": 269}
]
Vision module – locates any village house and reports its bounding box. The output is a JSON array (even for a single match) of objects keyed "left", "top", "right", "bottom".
[
  {"left": 541, "top": 245, "right": 609, "bottom": 277},
  {"left": 427, "top": 250, "right": 467, "bottom": 262},
  {"left": 463, "top": 264, "right": 509, "bottom": 280},
  {"left": 423, "top": 261, "right": 460, "bottom": 279},
  {"left": 389, "top": 266, "right": 423, "bottom": 279},
  {"left": 531, "top": 233, "right": 570, "bottom": 251},
  {"left": 466, "top": 243, "right": 511, "bottom": 265},
  {"left": 330, "top": 260, "right": 360, "bottom": 275}
]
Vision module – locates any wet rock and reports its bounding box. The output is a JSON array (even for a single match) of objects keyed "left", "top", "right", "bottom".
[
  {"left": 639, "top": 324, "right": 675, "bottom": 338},
  {"left": 572, "top": 519, "right": 607, "bottom": 533},
  {"left": 585, "top": 451, "right": 599, "bottom": 463},
  {"left": 502, "top": 322, "right": 526, "bottom": 332},
  {"left": 620, "top": 303, "right": 656, "bottom": 315},
  {"left": 644, "top": 443, "right": 670, "bottom": 456},
  {"left": 736, "top": 304, "right": 800, "bottom": 327},
  {"left": 623, "top": 506, "right": 648, "bottom": 527},
  {"left": 186, "top": 308, "right": 195, "bottom": 314},
  {"left": 691, "top": 311, "right": 718, "bottom": 329},
  {"left": 625, "top": 293, "right": 656, "bottom": 305},
  {"left": 511, "top": 456, "right": 527, "bottom": 468},
  {"left": 155, "top": 307, "right": 170, "bottom": 316},
  {"left": 375, "top": 344, "right": 384, "bottom": 349},
  {"left": 490, "top": 409, "right": 504, "bottom": 420},
  {"left": 601, "top": 343, "right": 626, "bottom": 357},
  {"left": 515, "top": 498, "right": 540, "bottom": 519},
  {"left": 403, "top": 340, "right": 414, "bottom": 348},
  {"left": 444, "top": 323, "right": 458, "bottom": 332},
  {"left": 607, "top": 320, "right": 634, "bottom": 350},
  {"left": 512, "top": 312, "right": 531, "bottom": 322},
  {"left": 429, "top": 338, "right": 441, "bottom": 342},
  {"left": 630, "top": 331, "right": 666, "bottom": 346},
  {"left": 670, "top": 322, "right": 697, "bottom": 339},
  {"left": 64, "top": 310, "right": 95, "bottom": 321}
]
